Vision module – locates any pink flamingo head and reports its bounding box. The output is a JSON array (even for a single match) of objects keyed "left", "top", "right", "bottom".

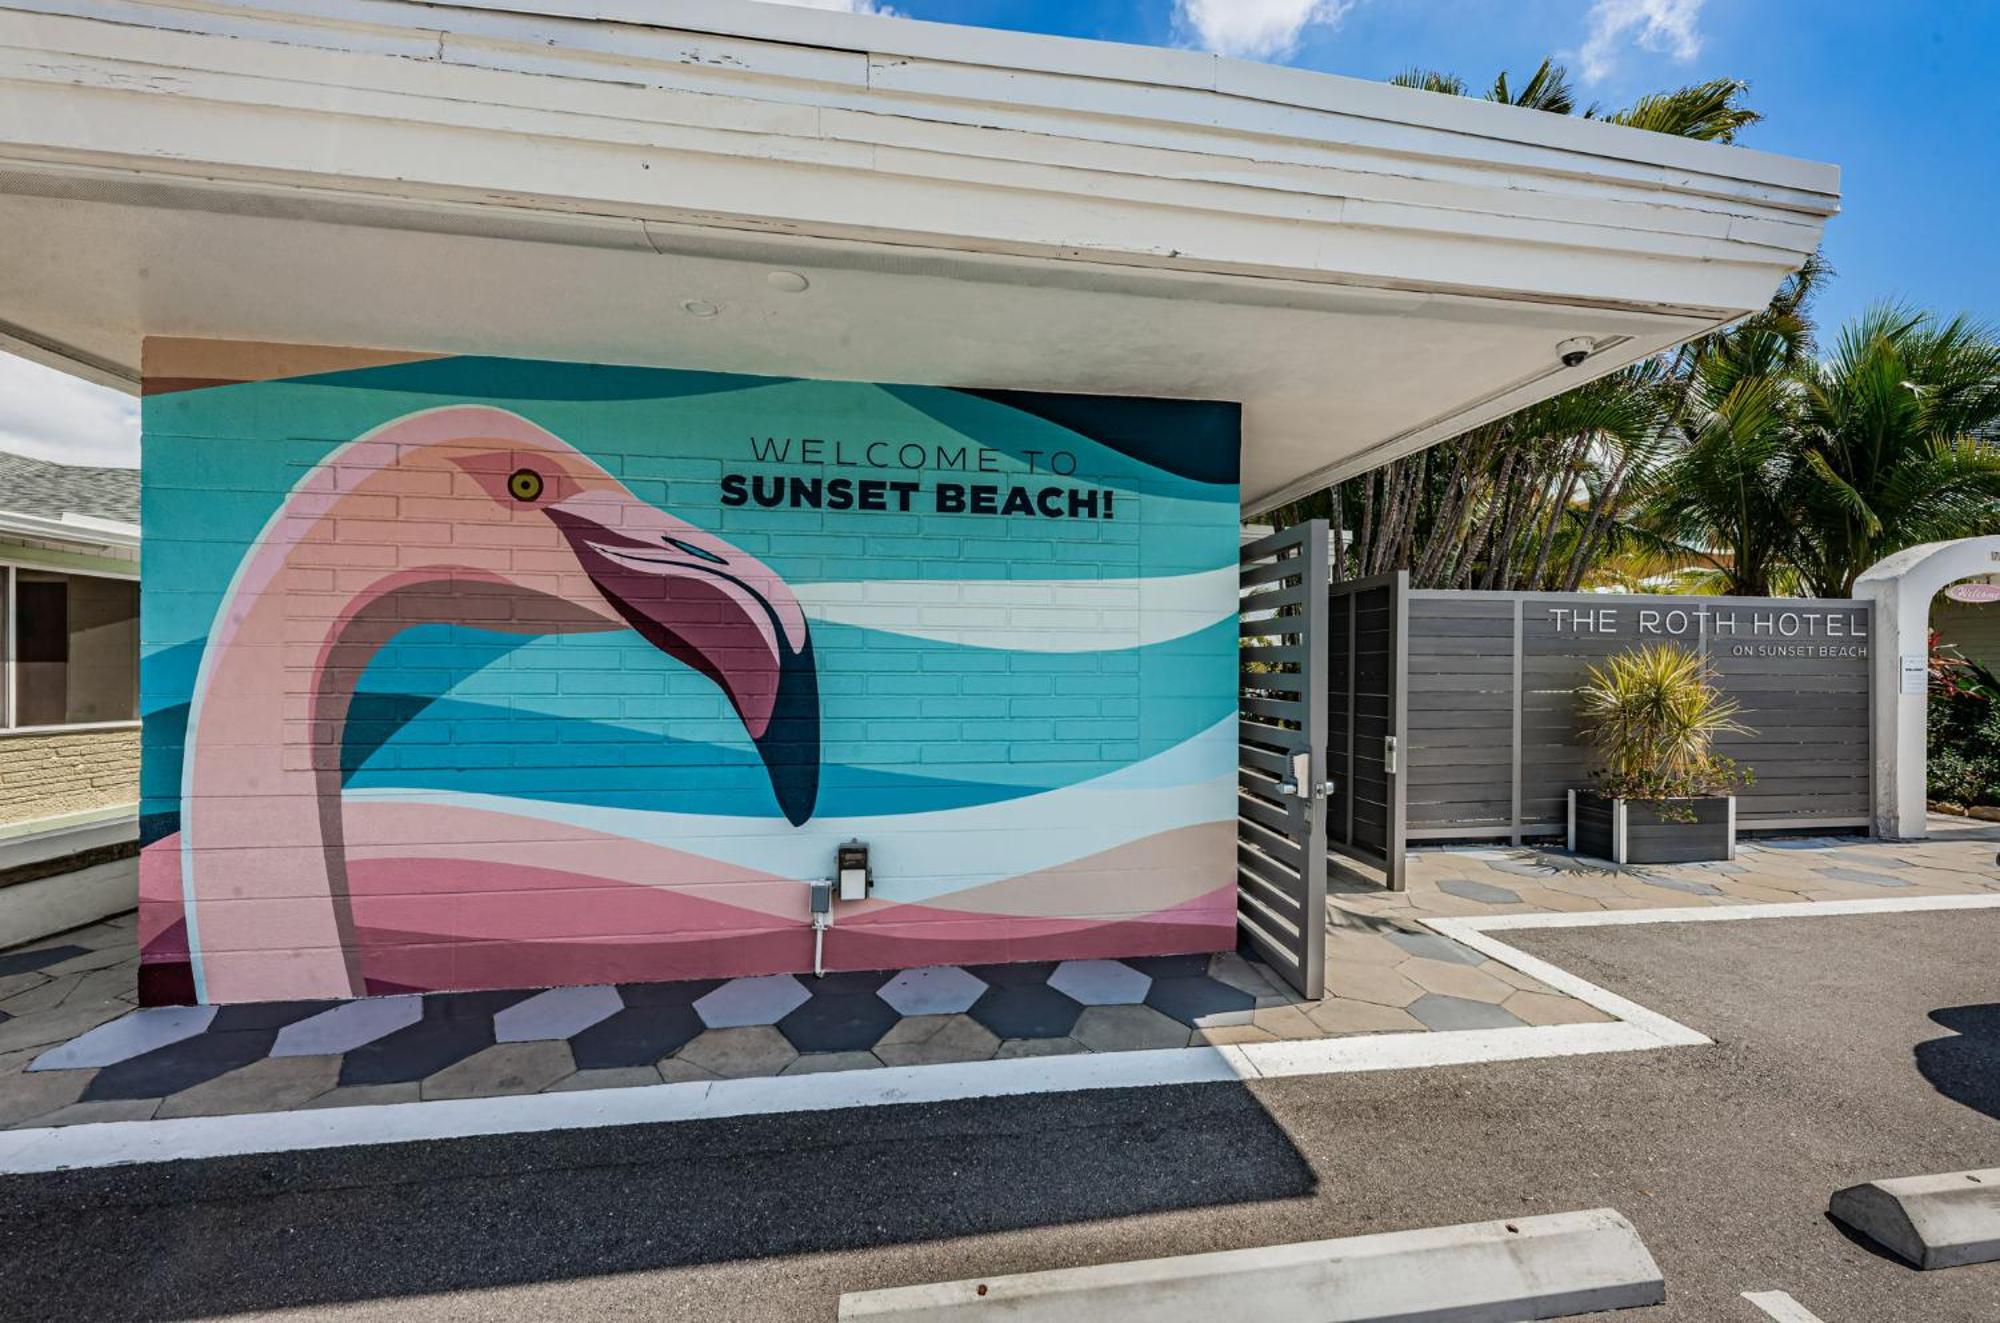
[{"left": 355, "top": 407, "right": 821, "bottom": 824}]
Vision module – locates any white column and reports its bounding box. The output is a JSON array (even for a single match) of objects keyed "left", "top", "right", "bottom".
[{"left": 1856, "top": 537, "right": 2000, "bottom": 840}]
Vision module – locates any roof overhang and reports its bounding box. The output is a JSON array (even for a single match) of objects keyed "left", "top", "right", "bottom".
[{"left": 0, "top": 0, "right": 1838, "bottom": 512}]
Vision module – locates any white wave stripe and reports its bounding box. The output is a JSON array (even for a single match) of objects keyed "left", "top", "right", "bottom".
[
  {"left": 791, "top": 566, "right": 1236, "bottom": 651},
  {"left": 346, "top": 720, "right": 1237, "bottom": 904}
]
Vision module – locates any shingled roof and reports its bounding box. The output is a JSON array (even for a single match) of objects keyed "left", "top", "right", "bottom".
[{"left": 0, "top": 451, "right": 138, "bottom": 526}]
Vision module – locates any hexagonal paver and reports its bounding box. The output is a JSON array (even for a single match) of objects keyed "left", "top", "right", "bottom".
[
  {"left": 337, "top": 991, "right": 528, "bottom": 1087},
  {"left": 1383, "top": 931, "right": 1485, "bottom": 966},
  {"left": 1121, "top": 954, "right": 1212, "bottom": 979},
  {"left": 1501, "top": 991, "right": 1610, "bottom": 1026},
  {"left": 968, "top": 984, "right": 1084, "bottom": 1040},
  {"left": 1063, "top": 1003, "right": 1185, "bottom": 1052},
  {"left": 1321, "top": 963, "right": 1424, "bottom": 1008},
  {"left": 694, "top": 975, "right": 812, "bottom": 1029},
  {"left": 567, "top": 983, "right": 711, "bottom": 1070},
  {"left": 1401, "top": 960, "right": 1515, "bottom": 1004},
  {"left": 776, "top": 989, "right": 898, "bottom": 1053},
  {"left": 1406, "top": 994, "right": 1526, "bottom": 1031},
  {"left": 1047, "top": 960, "right": 1151, "bottom": 1006},
  {"left": 874, "top": 1014, "right": 999, "bottom": 1066},
  {"left": 993, "top": 1036, "right": 1086, "bottom": 1060},
  {"left": 271, "top": 995, "right": 422, "bottom": 1058},
  {"left": 1305, "top": 1000, "right": 1424, "bottom": 1036},
  {"left": 421, "top": 1041, "right": 576, "bottom": 1101},
  {"left": 30, "top": 1005, "right": 216, "bottom": 1071},
  {"left": 494, "top": 985, "right": 623, "bottom": 1043},
  {"left": 781, "top": 1052, "right": 883, "bottom": 1076},
  {"left": 1144, "top": 976, "right": 1255, "bottom": 1027},
  {"left": 964, "top": 961, "right": 1058, "bottom": 987},
  {"left": 1819, "top": 867, "right": 1913, "bottom": 888},
  {"left": 879, "top": 966, "right": 987, "bottom": 1016},
  {"left": 674, "top": 1026, "right": 798, "bottom": 1078},
  {"left": 1437, "top": 878, "right": 1521, "bottom": 905}
]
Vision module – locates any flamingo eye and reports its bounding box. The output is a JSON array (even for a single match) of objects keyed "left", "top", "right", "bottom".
[
  {"left": 667, "top": 537, "right": 727, "bottom": 566},
  {"left": 508, "top": 469, "right": 545, "bottom": 502}
]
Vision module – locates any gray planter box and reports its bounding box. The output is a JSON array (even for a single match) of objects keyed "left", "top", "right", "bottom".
[{"left": 1568, "top": 789, "right": 1735, "bottom": 865}]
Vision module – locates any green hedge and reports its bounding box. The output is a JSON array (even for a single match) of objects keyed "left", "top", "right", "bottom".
[{"left": 1930, "top": 688, "right": 2000, "bottom": 809}]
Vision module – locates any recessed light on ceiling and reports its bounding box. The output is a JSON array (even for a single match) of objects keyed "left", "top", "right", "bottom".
[
  {"left": 680, "top": 299, "right": 720, "bottom": 318},
  {"left": 767, "top": 271, "right": 810, "bottom": 294}
]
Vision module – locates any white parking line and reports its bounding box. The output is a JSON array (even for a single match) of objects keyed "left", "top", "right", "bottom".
[
  {"left": 1743, "top": 1288, "right": 1827, "bottom": 1321},
  {"left": 1, "top": 893, "right": 1995, "bottom": 1173}
]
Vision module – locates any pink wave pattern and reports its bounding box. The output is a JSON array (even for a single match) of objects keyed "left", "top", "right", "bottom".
[{"left": 139, "top": 806, "right": 1234, "bottom": 1003}]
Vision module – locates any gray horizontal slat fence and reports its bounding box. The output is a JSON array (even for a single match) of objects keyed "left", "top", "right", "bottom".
[{"left": 1405, "top": 591, "right": 1874, "bottom": 840}]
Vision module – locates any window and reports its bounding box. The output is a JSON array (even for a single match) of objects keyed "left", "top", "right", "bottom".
[{"left": 6, "top": 569, "right": 138, "bottom": 728}]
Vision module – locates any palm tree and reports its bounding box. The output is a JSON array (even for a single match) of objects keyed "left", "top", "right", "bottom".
[
  {"left": 1787, "top": 307, "right": 2000, "bottom": 595},
  {"left": 1639, "top": 324, "right": 1810, "bottom": 595}
]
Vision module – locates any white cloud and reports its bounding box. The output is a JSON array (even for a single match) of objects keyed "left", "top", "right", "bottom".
[
  {"left": 751, "top": 0, "right": 903, "bottom": 15},
  {"left": 1578, "top": 0, "right": 1703, "bottom": 83},
  {"left": 1175, "top": 0, "right": 1356, "bottom": 60},
  {"left": 0, "top": 352, "right": 139, "bottom": 469}
]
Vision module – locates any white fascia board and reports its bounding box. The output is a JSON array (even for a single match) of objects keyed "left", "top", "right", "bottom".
[
  {"left": 0, "top": 509, "right": 139, "bottom": 550},
  {"left": 0, "top": 2, "right": 1835, "bottom": 321}
]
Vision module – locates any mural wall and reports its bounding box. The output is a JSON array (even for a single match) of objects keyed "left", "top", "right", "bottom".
[{"left": 137, "top": 340, "right": 1242, "bottom": 1005}]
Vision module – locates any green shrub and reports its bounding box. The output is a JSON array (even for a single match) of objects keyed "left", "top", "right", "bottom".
[
  {"left": 1577, "top": 643, "right": 1754, "bottom": 815},
  {"left": 1930, "top": 687, "right": 2000, "bottom": 809}
]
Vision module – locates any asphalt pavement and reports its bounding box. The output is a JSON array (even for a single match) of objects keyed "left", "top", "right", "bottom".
[{"left": 4, "top": 908, "right": 1998, "bottom": 1322}]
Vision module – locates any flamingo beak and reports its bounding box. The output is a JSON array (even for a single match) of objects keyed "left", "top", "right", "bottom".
[{"left": 544, "top": 501, "right": 820, "bottom": 826}]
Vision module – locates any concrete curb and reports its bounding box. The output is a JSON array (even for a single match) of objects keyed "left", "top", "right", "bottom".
[
  {"left": 1829, "top": 1168, "right": 2000, "bottom": 1269},
  {"left": 837, "top": 1208, "right": 1664, "bottom": 1321}
]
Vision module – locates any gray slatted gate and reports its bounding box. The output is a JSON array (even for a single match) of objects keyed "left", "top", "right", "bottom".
[
  {"left": 1326, "top": 571, "right": 1408, "bottom": 890},
  {"left": 1238, "top": 522, "right": 1330, "bottom": 999}
]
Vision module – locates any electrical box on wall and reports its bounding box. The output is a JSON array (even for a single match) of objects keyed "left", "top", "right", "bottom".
[{"left": 838, "top": 840, "right": 871, "bottom": 902}]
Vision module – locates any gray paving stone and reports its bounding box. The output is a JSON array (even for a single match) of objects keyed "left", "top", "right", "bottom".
[
  {"left": 1819, "top": 867, "right": 1914, "bottom": 888},
  {"left": 422, "top": 1042, "right": 576, "bottom": 1100},
  {"left": 38, "top": 946, "right": 135, "bottom": 977},
  {"left": 493, "top": 985, "right": 623, "bottom": 1043},
  {"left": 271, "top": 995, "right": 423, "bottom": 1057},
  {"left": 1437, "top": 877, "right": 1522, "bottom": 905},
  {"left": 29, "top": 1005, "right": 215, "bottom": 1071},
  {"left": 675, "top": 1026, "right": 798, "bottom": 1078},
  {"left": 1634, "top": 874, "right": 1724, "bottom": 897},
  {"left": 1070, "top": 1004, "right": 1192, "bottom": 1053},
  {"left": 1206, "top": 952, "right": 1285, "bottom": 999},
  {"left": 155, "top": 1054, "right": 340, "bottom": 1118},
  {"left": 873, "top": 1015, "right": 1000, "bottom": 1067},
  {"left": 1047, "top": 959, "right": 1151, "bottom": 1006},
  {"left": 993, "top": 1037, "right": 1088, "bottom": 1060},
  {"left": 0, "top": 1000, "right": 126, "bottom": 1055},
  {"left": 0, "top": 1065, "right": 90, "bottom": 1126},
  {"left": 878, "top": 966, "right": 987, "bottom": 1016},
  {"left": 0, "top": 975, "right": 87, "bottom": 1017},
  {"left": 1406, "top": 994, "right": 1529, "bottom": 1031},
  {"left": 781, "top": 1052, "right": 883, "bottom": 1076},
  {"left": 544, "top": 1066, "right": 663, "bottom": 1092},
  {"left": 26, "top": 1097, "right": 161, "bottom": 1127},
  {"left": 1384, "top": 931, "right": 1487, "bottom": 966},
  {"left": 654, "top": 1058, "right": 719, "bottom": 1084},
  {"left": 298, "top": 1082, "right": 421, "bottom": 1109},
  {"left": 692, "top": 975, "right": 811, "bottom": 1029}
]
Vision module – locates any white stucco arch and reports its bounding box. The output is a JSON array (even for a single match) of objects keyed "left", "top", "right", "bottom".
[{"left": 1855, "top": 536, "right": 2000, "bottom": 838}]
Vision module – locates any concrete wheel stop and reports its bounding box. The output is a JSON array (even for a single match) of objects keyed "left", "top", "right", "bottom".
[
  {"left": 838, "top": 1208, "right": 1664, "bottom": 1321},
  {"left": 1829, "top": 1167, "right": 2000, "bottom": 1269}
]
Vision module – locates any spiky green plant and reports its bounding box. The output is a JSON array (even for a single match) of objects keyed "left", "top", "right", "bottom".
[{"left": 1577, "top": 644, "right": 1753, "bottom": 809}]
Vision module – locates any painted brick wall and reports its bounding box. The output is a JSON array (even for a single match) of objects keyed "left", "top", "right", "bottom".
[
  {"left": 0, "top": 728, "right": 140, "bottom": 826},
  {"left": 1936, "top": 598, "right": 2000, "bottom": 673},
  {"left": 137, "top": 341, "right": 1242, "bottom": 1004}
]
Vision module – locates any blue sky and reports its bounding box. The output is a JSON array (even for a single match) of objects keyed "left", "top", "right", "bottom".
[
  {"left": 807, "top": 0, "right": 1997, "bottom": 337},
  {"left": 4, "top": 0, "right": 1992, "bottom": 467}
]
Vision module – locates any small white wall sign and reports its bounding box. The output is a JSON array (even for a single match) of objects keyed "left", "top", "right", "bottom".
[{"left": 1899, "top": 653, "right": 1928, "bottom": 696}]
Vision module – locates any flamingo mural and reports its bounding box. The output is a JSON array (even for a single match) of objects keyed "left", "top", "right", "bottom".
[
  {"left": 138, "top": 348, "right": 1243, "bottom": 1007},
  {"left": 164, "top": 406, "right": 820, "bottom": 1002}
]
